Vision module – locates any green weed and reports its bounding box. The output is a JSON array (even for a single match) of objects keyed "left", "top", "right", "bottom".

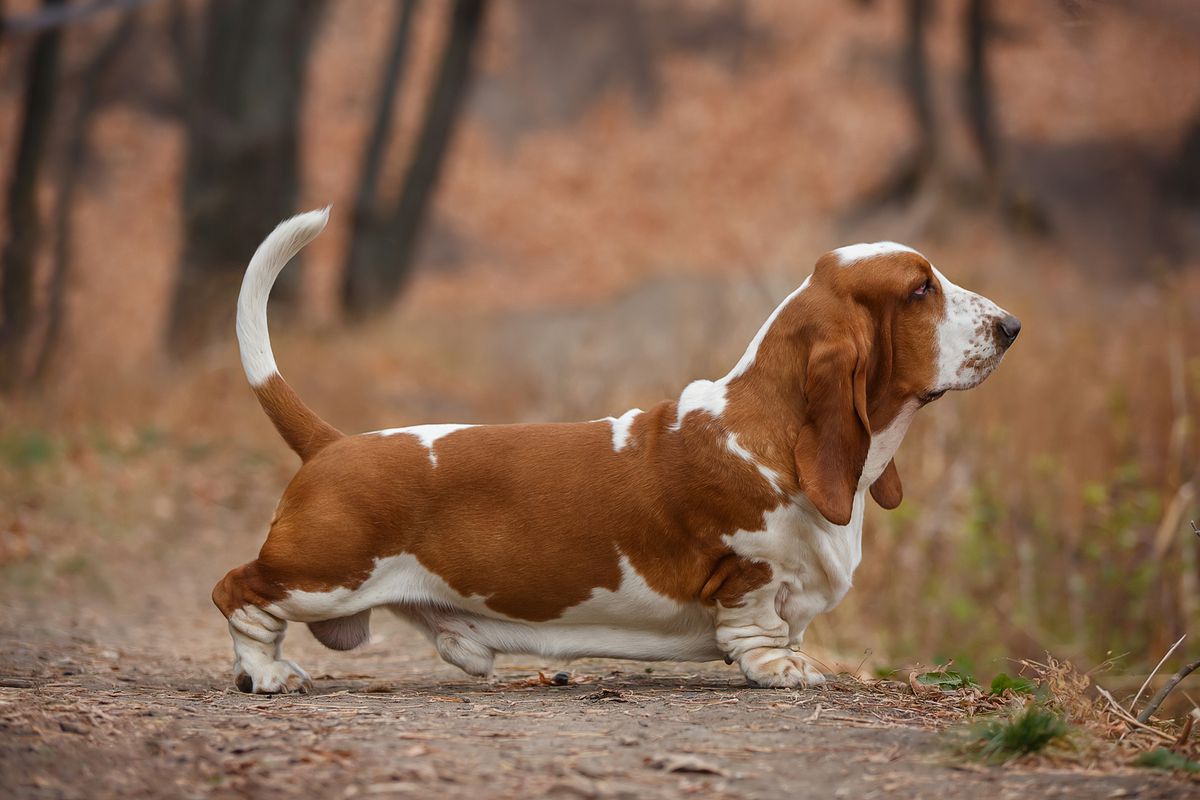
[
  {"left": 1135, "top": 748, "right": 1200, "bottom": 774},
  {"left": 916, "top": 669, "right": 978, "bottom": 691},
  {"left": 989, "top": 673, "right": 1038, "bottom": 695},
  {"left": 0, "top": 431, "right": 56, "bottom": 468},
  {"left": 963, "top": 704, "right": 1070, "bottom": 764}
]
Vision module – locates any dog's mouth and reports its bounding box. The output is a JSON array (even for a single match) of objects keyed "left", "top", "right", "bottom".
[{"left": 919, "top": 389, "right": 947, "bottom": 405}]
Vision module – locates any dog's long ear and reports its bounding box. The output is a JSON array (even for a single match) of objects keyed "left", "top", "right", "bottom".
[
  {"left": 870, "top": 459, "right": 903, "bottom": 509},
  {"left": 794, "top": 340, "right": 871, "bottom": 526}
]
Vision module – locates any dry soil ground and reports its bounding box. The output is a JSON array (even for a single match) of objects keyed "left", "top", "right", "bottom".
[{"left": 1, "top": 609, "right": 1195, "bottom": 800}]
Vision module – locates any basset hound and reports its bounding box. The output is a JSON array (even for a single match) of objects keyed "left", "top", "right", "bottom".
[{"left": 213, "top": 209, "right": 1020, "bottom": 693}]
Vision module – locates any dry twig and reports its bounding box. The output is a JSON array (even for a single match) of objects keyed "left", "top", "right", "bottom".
[
  {"left": 1137, "top": 658, "right": 1200, "bottom": 724},
  {"left": 1095, "top": 686, "right": 1176, "bottom": 743},
  {"left": 1133, "top": 634, "right": 1187, "bottom": 710}
]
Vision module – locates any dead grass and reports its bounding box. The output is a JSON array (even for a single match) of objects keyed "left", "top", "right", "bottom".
[{"left": 961, "top": 655, "right": 1200, "bottom": 777}]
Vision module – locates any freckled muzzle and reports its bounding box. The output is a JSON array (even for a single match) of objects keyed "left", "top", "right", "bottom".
[{"left": 932, "top": 279, "right": 1019, "bottom": 395}]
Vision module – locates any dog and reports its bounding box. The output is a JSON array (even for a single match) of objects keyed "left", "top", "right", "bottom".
[{"left": 213, "top": 209, "right": 1020, "bottom": 693}]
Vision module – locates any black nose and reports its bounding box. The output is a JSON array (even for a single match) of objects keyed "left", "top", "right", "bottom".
[{"left": 997, "top": 314, "right": 1021, "bottom": 346}]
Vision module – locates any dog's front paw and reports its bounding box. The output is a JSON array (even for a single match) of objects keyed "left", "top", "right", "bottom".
[
  {"left": 738, "top": 647, "right": 825, "bottom": 689},
  {"left": 233, "top": 658, "right": 312, "bottom": 694}
]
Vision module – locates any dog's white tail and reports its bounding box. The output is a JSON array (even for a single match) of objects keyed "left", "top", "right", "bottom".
[{"left": 236, "top": 207, "right": 342, "bottom": 461}]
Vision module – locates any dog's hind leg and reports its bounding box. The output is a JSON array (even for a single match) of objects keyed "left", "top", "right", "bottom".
[
  {"left": 398, "top": 606, "right": 495, "bottom": 678},
  {"left": 434, "top": 623, "right": 495, "bottom": 678},
  {"left": 213, "top": 564, "right": 312, "bottom": 694},
  {"left": 228, "top": 605, "right": 311, "bottom": 694}
]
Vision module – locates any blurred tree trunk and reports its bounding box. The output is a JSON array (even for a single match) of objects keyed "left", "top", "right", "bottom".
[
  {"left": 963, "top": 0, "right": 998, "bottom": 183},
  {"left": 0, "top": 0, "right": 65, "bottom": 392},
  {"left": 35, "top": 10, "right": 139, "bottom": 384},
  {"left": 342, "top": 0, "right": 487, "bottom": 320},
  {"left": 167, "top": 0, "right": 326, "bottom": 356},
  {"left": 1167, "top": 112, "right": 1200, "bottom": 205},
  {"left": 851, "top": 0, "right": 934, "bottom": 215},
  {"left": 905, "top": 0, "right": 936, "bottom": 177},
  {"left": 342, "top": 0, "right": 420, "bottom": 314}
]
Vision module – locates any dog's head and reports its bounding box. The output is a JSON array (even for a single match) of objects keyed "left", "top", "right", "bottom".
[
  {"left": 742, "top": 242, "right": 1019, "bottom": 526},
  {"left": 820, "top": 242, "right": 1019, "bottom": 400}
]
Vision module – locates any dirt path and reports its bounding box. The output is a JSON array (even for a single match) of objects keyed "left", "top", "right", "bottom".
[{"left": 0, "top": 612, "right": 1192, "bottom": 800}]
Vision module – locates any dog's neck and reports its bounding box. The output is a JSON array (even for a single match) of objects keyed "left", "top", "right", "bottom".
[{"left": 667, "top": 289, "right": 919, "bottom": 507}]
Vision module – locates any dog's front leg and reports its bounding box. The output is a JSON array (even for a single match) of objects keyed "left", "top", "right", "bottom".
[
  {"left": 777, "top": 580, "right": 828, "bottom": 648},
  {"left": 715, "top": 580, "right": 825, "bottom": 689}
]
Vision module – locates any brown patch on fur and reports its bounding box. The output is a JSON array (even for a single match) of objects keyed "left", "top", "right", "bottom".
[
  {"left": 699, "top": 554, "right": 774, "bottom": 608},
  {"left": 212, "top": 561, "right": 283, "bottom": 616},
  {"left": 214, "top": 248, "right": 945, "bottom": 625}
]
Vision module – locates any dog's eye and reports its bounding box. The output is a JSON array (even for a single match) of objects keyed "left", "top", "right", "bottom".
[{"left": 911, "top": 279, "right": 934, "bottom": 299}]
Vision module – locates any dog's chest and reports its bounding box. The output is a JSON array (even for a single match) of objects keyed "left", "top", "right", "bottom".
[{"left": 724, "top": 496, "right": 865, "bottom": 610}]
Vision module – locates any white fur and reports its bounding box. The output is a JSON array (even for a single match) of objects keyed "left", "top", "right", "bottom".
[
  {"left": 860, "top": 400, "right": 918, "bottom": 487},
  {"left": 604, "top": 408, "right": 643, "bottom": 451},
  {"left": 672, "top": 379, "right": 727, "bottom": 430},
  {"left": 268, "top": 553, "right": 468, "bottom": 621},
  {"left": 227, "top": 606, "right": 311, "bottom": 693},
  {"left": 832, "top": 241, "right": 919, "bottom": 266},
  {"left": 375, "top": 424, "right": 475, "bottom": 466},
  {"left": 930, "top": 266, "right": 1009, "bottom": 392},
  {"left": 235, "top": 207, "right": 330, "bottom": 387}
]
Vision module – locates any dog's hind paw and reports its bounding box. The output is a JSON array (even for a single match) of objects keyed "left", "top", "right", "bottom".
[{"left": 233, "top": 659, "right": 312, "bottom": 694}]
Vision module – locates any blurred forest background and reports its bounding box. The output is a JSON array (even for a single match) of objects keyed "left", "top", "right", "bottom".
[{"left": 1, "top": 0, "right": 1199, "bottom": 685}]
